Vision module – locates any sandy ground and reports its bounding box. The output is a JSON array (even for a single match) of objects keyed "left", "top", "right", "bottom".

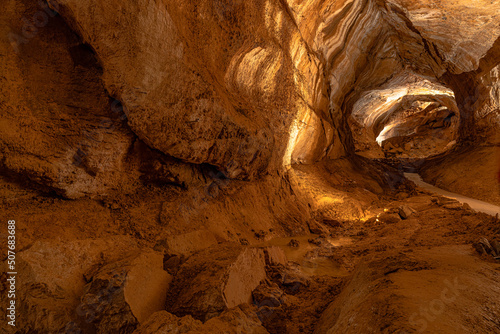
[{"left": 405, "top": 172, "right": 500, "bottom": 216}]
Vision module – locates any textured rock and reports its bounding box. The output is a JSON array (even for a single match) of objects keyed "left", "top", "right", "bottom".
[
  {"left": 349, "top": 71, "right": 460, "bottom": 158},
  {"left": 2, "top": 0, "right": 500, "bottom": 198},
  {"left": 46, "top": 0, "right": 330, "bottom": 179},
  {"left": 161, "top": 230, "right": 218, "bottom": 257},
  {"left": 10, "top": 237, "right": 138, "bottom": 333},
  {"left": 398, "top": 205, "right": 415, "bottom": 220},
  {"left": 314, "top": 246, "right": 500, "bottom": 334},
  {"left": 76, "top": 250, "right": 171, "bottom": 333},
  {"left": 386, "top": 0, "right": 500, "bottom": 74},
  {"left": 475, "top": 65, "right": 500, "bottom": 144},
  {"left": 2, "top": 2, "right": 500, "bottom": 334},
  {"left": 166, "top": 243, "right": 269, "bottom": 321},
  {"left": 0, "top": 0, "right": 140, "bottom": 198},
  {"left": 132, "top": 305, "right": 269, "bottom": 334}
]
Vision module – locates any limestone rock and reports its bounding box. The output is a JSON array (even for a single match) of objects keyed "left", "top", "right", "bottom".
[
  {"left": 386, "top": 0, "right": 500, "bottom": 74},
  {"left": 3, "top": 0, "right": 500, "bottom": 198},
  {"left": 12, "top": 237, "right": 138, "bottom": 333},
  {"left": 398, "top": 205, "right": 416, "bottom": 220},
  {"left": 0, "top": 0, "right": 139, "bottom": 198},
  {"left": 76, "top": 251, "right": 172, "bottom": 333},
  {"left": 166, "top": 243, "right": 268, "bottom": 321},
  {"left": 377, "top": 212, "right": 402, "bottom": 224},
  {"left": 48, "top": 0, "right": 329, "bottom": 178},
  {"left": 315, "top": 246, "right": 500, "bottom": 333}
]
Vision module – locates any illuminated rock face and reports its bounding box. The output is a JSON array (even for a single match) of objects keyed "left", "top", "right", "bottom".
[
  {"left": 349, "top": 71, "right": 460, "bottom": 158},
  {"left": 48, "top": 0, "right": 330, "bottom": 179},
  {"left": 1, "top": 0, "right": 499, "bottom": 196}
]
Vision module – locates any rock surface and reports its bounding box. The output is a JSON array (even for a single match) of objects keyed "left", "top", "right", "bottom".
[
  {"left": 2, "top": 0, "right": 500, "bottom": 198},
  {"left": 5, "top": 237, "right": 138, "bottom": 333},
  {"left": 132, "top": 305, "right": 269, "bottom": 334},
  {"left": 1, "top": 1, "right": 500, "bottom": 334},
  {"left": 314, "top": 246, "right": 500, "bottom": 334},
  {"left": 76, "top": 250, "right": 171, "bottom": 333},
  {"left": 166, "top": 243, "right": 270, "bottom": 321}
]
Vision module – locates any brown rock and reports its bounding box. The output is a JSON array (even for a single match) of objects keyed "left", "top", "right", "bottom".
[
  {"left": 474, "top": 238, "right": 495, "bottom": 256},
  {"left": 443, "top": 202, "right": 464, "bottom": 210},
  {"left": 166, "top": 244, "right": 267, "bottom": 321},
  {"left": 14, "top": 237, "right": 138, "bottom": 333},
  {"left": 163, "top": 255, "right": 182, "bottom": 276},
  {"left": 490, "top": 240, "right": 500, "bottom": 257},
  {"left": 377, "top": 212, "right": 402, "bottom": 224},
  {"left": 307, "top": 220, "right": 330, "bottom": 235},
  {"left": 323, "top": 219, "right": 343, "bottom": 228},
  {"left": 76, "top": 251, "right": 172, "bottom": 333},
  {"left": 462, "top": 203, "right": 473, "bottom": 211},
  {"left": 308, "top": 237, "right": 323, "bottom": 246},
  {"left": 398, "top": 205, "right": 416, "bottom": 220},
  {"left": 279, "top": 266, "right": 310, "bottom": 294},
  {"left": 132, "top": 305, "right": 269, "bottom": 334},
  {"left": 163, "top": 230, "right": 218, "bottom": 257},
  {"left": 263, "top": 246, "right": 288, "bottom": 266},
  {"left": 252, "top": 282, "right": 284, "bottom": 308}
]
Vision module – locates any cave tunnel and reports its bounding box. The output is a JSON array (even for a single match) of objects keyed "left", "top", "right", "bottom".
[{"left": 349, "top": 72, "right": 461, "bottom": 161}]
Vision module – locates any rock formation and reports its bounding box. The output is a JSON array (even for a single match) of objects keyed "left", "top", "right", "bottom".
[{"left": 1, "top": 0, "right": 499, "bottom": 333}]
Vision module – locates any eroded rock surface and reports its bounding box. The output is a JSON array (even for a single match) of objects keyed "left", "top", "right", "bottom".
[
  {"left": 2, "top": 237, "right": 138, "bottom": 333},
  {"left": 1, "top": 1, "right": 500, "bottom": 334},
  {"left": 132, "top": 305, "right": 269, "bottom": 334},
  {"left": 76, "top": 251, "right": 171, "bottom": 333},
  {"left": 165, "top": 243, "right": 274, "bottom": 321}
]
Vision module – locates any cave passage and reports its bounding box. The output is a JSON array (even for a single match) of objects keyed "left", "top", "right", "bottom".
[{"left": 349, "top": 73, "right": 461, "bottom": 161}]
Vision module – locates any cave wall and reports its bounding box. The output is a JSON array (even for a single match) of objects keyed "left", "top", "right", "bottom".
[
  {"left": 0, "top": 0, "right": 140, "bottom": 198},
  {"left": 1, "top": 0, "right": 500, "bottom": 199},
  {"left": 420, "top": 38, "right": 500, "bottom": 205}
]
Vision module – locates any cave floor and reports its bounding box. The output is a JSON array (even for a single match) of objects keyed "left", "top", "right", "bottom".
[{"left": 1, "top": 171, "right": 499, "bottom": 333}]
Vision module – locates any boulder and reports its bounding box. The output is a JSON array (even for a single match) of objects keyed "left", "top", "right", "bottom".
[
  {"left": 76, "top": 251, "right": 172, "bottom": 333},
  {"left": 166, "top": 243, "right": 268, "bottom": 321},
  {"left": 252, "top": 282, "right": 284, "bottom": 308},
  {"left": 398, "top": 205, "right": 416, "bottom": 219},
  {"left": 490, "top": 240, "right": 500, "bottom": 257},
  {"left": 377, "top": 212, "right": 402, "bottom": 224}
]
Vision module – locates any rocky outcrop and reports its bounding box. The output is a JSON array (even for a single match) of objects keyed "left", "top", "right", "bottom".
[
  {"left": 420, "top": 146, "right": 500, "bottom": 206},
  {"left": 0, "top": 0, "right": 140, "bottom": 198},
  {"left": 475, "top": 65, "right": 500, "bottom": 145},
  {"left": 0, "top": 237, "right": 170, "bottom": 334},
  {"left": 2, "top": 0, "right": 500, "bottom": 198},
  {"left": 349, "top": 71, "right": 459, "bottom": 158},
  {"left": 165, "top": 243, "right": 277, "bottom": 321},
  {"left": 76, "top": 251, "right": 171, "bottom": 333},
  {"left": 3, "top": 237, "right": 138, "bottom": 333},
  {"left": 44, "top": 0, "right": 332, "bottom": 179}
]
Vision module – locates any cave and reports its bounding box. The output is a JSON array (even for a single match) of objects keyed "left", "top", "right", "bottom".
[
  {"left": 349, "top": 71, "right": 461, "bottom": 160},
  {"left": 1, "top": 1, "right": 499, "bottom": 333}
]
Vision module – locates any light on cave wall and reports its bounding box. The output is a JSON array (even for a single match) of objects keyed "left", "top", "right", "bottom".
[{"left": 349, "top": 72, "right": 460, "bottom": 159}]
